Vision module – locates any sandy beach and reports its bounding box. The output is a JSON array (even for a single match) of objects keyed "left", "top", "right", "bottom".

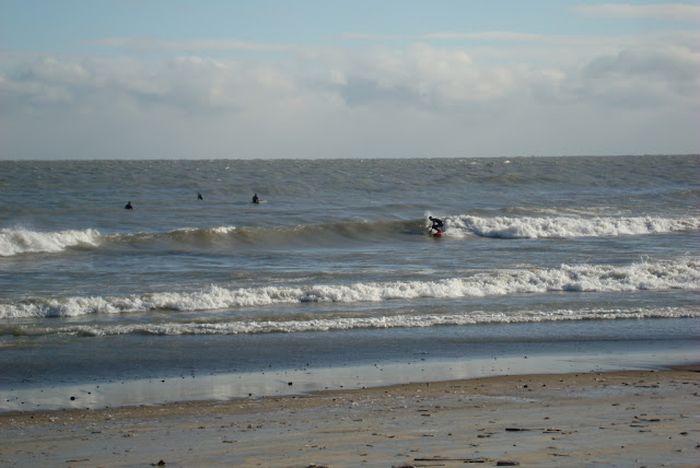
[
  {"left": 1, "top": 367, "right": 698, "bottom": 467},
  {"left": 2, "top": 0, "right": 700, "bottom": 465}
]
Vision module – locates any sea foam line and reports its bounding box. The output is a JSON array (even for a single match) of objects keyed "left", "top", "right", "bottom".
[
  {"left": 446, "top": 215, "right": 700, "bottom": 239},
  {"left": 1, "top": 257, "right": 698, "bottom": 319},
  {"left": 2, "top": 214, "right": 696, "bottom": 257},
  {"left": 0, "top": 228, "right": 102, "bottom": 256},
  {"left": 7, "top": 307, "right": 700, "bottom": 337},
  {"left": 0, "top": 226, "right": 245, "bottom": 257}
]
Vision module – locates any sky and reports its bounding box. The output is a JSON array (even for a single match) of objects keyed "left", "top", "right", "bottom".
[{"left": 0, "top": 0, "right": 699, "bottom": 159}]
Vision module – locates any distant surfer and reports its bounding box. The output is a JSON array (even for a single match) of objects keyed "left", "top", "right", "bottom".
[
  {"left": 197, "top": 192, "right": 203, "bottom": 200},
  {"left": 252, "top": 193, "right": 260, "bottom": 204},
  {"left": 124, "top": 201, "right": 133, "bottom": 210},
  {"left": 429, "top": 216, "right": 444, "bottom": 234}
]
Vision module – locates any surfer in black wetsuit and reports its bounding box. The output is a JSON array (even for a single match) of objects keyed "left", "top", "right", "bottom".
[
  {"left": 124, "top": 201, "right": 133, "bottom": 210},
  {"left": 429, "top": 216, "right": 444, "bottom": 233},
  {"left": 197, "top": 192, "right": 203, "bottom": 200},
  {"left": 252, "top": 193, "right": 260, "bottom": 204}
]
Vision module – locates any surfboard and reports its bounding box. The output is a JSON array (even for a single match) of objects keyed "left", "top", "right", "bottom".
[{"left": 432, "top": 230, "right": 445, "bottom": 238}]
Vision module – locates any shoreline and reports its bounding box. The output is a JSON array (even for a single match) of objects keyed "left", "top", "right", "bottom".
[
  {"left": 2, "top": 346, "right": 698, "bottom": 414},
  {"left": 1, "top": 366, "right": 699, "bottom": 466},
  {"left": 2, "top": 364, "right": 698, "bottom": 421}
]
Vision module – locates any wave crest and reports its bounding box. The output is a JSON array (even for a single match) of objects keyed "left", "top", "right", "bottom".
[
  {"left": 2, "top": 257, "right": 698, "bottom": 319},
  {"left": 6, "top": 306, "right": 700, "bottom": 337},
  {"left": 447, "top": 215, "right": 700, "bottom": 239},
  {"left": 0, "top": 228, "right": 102, "bottom": 256},
  {"left": 2, "top": 213, "right": 697, "bottom": 257}
]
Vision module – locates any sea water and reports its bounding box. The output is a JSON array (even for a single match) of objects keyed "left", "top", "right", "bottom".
[{"left": 0, "top": 155, "right": 698, "bottom": 410}]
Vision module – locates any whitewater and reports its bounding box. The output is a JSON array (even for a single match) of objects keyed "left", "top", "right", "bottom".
[
  {"left": 1, "top": 214, "right": 699, "bottom": 256},
  {"left": 5, "top": 306, "right": 700, "bottom": 338},
  {"left": 2, "top": 257, "right": 698, "bottom": 319},
  {"left": 1, "top": 155, "right": 698, "bottom": 409}
]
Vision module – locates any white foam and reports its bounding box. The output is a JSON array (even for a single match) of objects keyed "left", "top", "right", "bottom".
[
  {"left": 16, "top": 306, "right": 700, "bottom": 337},
  {"left": 0, "top": 226, "right": 243, "bottom": 256},
  {"left": 171, "top": 225, "right": 237, "bottom": 235},
  {"left": 209, "top": 226, "right": 238, "bottom": 234},
  {"left": 0, "top": 228, "right": 102, "bottom": 256},
  {"left": 2, "top": 257, "right": 698, "bottom": 319},
  {"left": 447, "top": 215, "right": 700, "bottom": 239}
]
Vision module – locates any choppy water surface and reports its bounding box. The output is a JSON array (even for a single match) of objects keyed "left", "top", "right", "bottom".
[{"left": 1, "top": 155, "right": 698, "bottom": 409}]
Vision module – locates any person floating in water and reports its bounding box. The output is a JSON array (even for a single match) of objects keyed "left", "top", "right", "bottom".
[
  {"left": 197, "top": 192, "right": 203, "bottom": 200},
  {"left": 124, "top": 201, "right": 133, "bottom": 210},
  {"left": 252, "top": 193, "right": 260, "bottom": 204},
  {"left": 429, "top": 216, "right": 444, "bottom": 233}
]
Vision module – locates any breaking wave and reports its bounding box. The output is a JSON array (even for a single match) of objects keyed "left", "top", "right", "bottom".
[
  {"left": 0, "top": 226, "right": 240, "bottom": 257},
  {"left": 446, "top": 215, "right": 700, "bottom": 239},
  {"left": 2, "top": 214, "right": 697, "bottom": 257},
  {"left": 5, "top": 306, "right": 699, "bottom": 337},
  {"left": 2, "top": 257, "right": 698, "bottom": 319},
  {"left": 0, "top": 228, "right": 102, "bottom": 256}
]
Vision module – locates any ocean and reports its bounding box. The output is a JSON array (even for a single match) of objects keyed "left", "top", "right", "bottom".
[{"left": 1, "top": 155, "right": 699, "bottom": 411}]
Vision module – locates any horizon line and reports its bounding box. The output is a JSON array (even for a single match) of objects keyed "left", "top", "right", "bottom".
[{"left": 1, "top": 153, "right": 698, "bottom": 163}]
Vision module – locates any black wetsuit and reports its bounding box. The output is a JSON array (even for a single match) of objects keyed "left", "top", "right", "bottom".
[{"left": 430, "top": 217, "right": 444, "bottom": 232}]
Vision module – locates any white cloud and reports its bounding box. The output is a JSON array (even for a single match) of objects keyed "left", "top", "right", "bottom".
[
  {"left": 341, "top": 31, "right": 549, "bottom": 42},
  {"left": 94, "top": 37, "right": 292, "bottom": 52},
  {"left": 0, "top": 54, "right": 305, "bottom": 114},
  {"left": 574, "top": 3, "right": 700, "bottom": 22},
  {"left": 574, "top": 46, "right": 700, "bottom": 107},
  {"left": 331, "top": 44, "right": 519, "bottom": 108},
  {"left": 1, "top": 30, "right": 698, "bottom": 158},
  {"left": 421, "top": 31, "right": 549, "bottom": 42}
]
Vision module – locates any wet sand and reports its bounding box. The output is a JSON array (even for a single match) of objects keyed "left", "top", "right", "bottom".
[{"left": 1, "top": 368, "right": 699, "bottom": 467}]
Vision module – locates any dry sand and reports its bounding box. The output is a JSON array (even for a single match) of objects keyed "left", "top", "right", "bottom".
[{"left": 1, "top": 368, "right": 698, "bottom": 467}]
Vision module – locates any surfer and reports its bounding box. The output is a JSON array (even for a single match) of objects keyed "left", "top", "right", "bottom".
[
  {"left": 124, "top": 201, "right": 133, "bottom": 210},
  {"left": 197, "top": 192, "right": 203, "bottom": 200},
  {"left": 252, "top": 193, "right": 260, "bottom": 204},
  {"left": 429, "top": 216, "right": 444, "bottom": 233}
]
